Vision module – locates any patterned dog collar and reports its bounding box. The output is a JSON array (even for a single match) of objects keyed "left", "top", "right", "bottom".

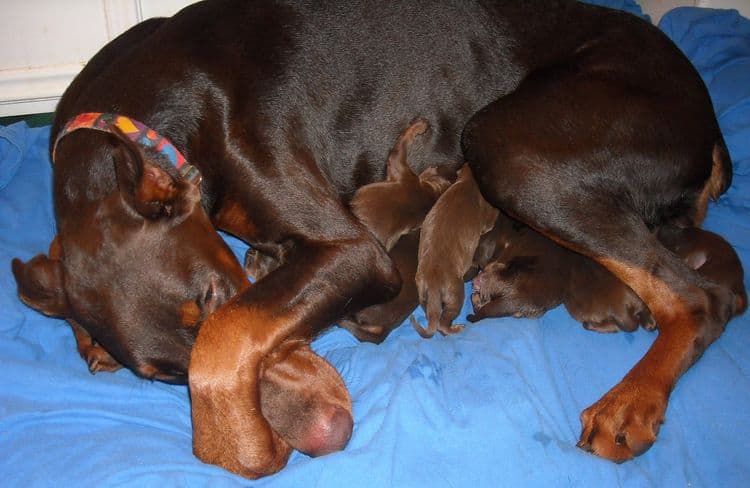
[{"left": 53, "top": 112, "right": 201, "bottom": 184}]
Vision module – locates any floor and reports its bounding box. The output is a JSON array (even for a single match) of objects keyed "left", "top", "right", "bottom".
[{"left": 0, "top": 113, "right": 54, "bottom": 127}]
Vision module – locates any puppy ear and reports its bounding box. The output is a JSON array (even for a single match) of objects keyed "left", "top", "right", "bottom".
[
  {"left": 12, "top": 239, "right": 69, "bottom": 317},
  {"left": 683, "top": 250, "right": 708, "bottom": 270},
  {"left": 111, "top": 128, "right": 198, "bottom": 220}
]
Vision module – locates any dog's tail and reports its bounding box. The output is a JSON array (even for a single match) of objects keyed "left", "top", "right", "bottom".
[
  {"left": 411, "top": 289, "right": 442, "bottom": 339},
  {"left": 711, "top": 137, "right": 733, "bottom": 199},
  {"left": 693, "top": 138, "right": 733, "bottom": 225}
]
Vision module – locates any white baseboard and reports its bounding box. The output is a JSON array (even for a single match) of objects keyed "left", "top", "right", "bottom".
[{"left": 0, "top": 64, "right": 83, "bottom": 117}]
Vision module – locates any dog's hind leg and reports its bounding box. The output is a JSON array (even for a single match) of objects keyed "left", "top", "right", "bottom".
[{"left": 463, "top": 58, "right": 737, "bottom": 462}]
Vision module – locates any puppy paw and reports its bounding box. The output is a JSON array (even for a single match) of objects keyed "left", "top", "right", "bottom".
[
  {"left": 78, "top": 341, "right": 122, "bottom": 373},
  {"left": 577, "top": 379, "right": 666, "bottom": 462},
  {"left": 438, "top": 323, "right": 465, "bottom": 335},
  {"left": 582, "top": 320, "right": 621, "bottom": 334}
]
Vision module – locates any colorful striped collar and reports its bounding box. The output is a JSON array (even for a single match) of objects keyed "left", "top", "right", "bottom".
[{"left": 53, "top": 112, "right": 201, "bottom": 184}]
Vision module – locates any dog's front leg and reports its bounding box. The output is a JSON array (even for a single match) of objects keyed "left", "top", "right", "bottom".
[{"left": 189, "top": 237, "right": 399, "bottom": 479}]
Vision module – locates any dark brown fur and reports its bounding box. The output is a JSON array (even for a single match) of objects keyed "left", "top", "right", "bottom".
[
  {"left": 11, "top": 0, "right": 743, "bottom": 476},
  {"left": 341, "top": 119, "right": 450, "bottom": 342},
  {"left": 468, "top": 218, "right": 654, "bottom": 332}
]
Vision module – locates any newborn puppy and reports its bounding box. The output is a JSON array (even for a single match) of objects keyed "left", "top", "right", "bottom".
[
  {"left": 463, "top": 214, "right": 511, "bottom": 282},
  {"left": 350, "top": 118, "right": 450, "bottom": 251},
  {"left": 339, "top": 231, "right": 420, "bottom": 343},
  {"left": 469, "top": 218, "right": 653, "bottom": 333},
  {"left": 468, "top": 222, "right": 572, "bottom": 321},
  {"left": 339, "top": 119, "right": 450, "bottom": 343},
  {"left": 244, "top": 120, "right": 451, "bottom": 344},
  {"left": 413, "top": 164, "right": 499, "bottom": 338},
  {"left": 657, "top": 225, "right": 747, "bottom": 317},
  {"left": 470, "top": 222, "right": 746, "bottom": 332},
  {"left": 565, "top": 253, "right": 654, "bottom": 333},
  {"left": 244, "top": 240, "right": 295, "bottom": 281}
]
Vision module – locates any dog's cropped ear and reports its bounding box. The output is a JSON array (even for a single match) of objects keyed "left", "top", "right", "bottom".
[
  {"left": 12, "top": 238, "right": 69, "bottom": 317},
  {"left": 110, "top": 128, "right": 199, "bottom": 220}
]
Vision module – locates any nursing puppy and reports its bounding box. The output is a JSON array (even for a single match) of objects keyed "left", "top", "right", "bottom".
[
  {"left": 338, "top": 232, "right": 421, "bottom": 343},
  {"left": 246, "top": 120, "right": 451, "bottom": 342},
  {"left": 469, "top": 219, "right": 653, "bottom": 330},
  {"left": 413, "top": 164, "right": 499, "bottom": 338},
  {"left": 469, "top": 222, "right": 573, "bottom": 321},
  {"left": 470, "top": 223, "right": 747, "bottom": 330},
  {"left": 349, "top": 119, "right": 451, "bottom": 251},
  {"left": 340, "top": 120, "right": 450, "bottom": 342}
]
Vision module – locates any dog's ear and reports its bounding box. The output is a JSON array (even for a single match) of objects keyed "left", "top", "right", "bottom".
[
  {"left": 683, "top": 250, "right": 708, "bottom": 271},
  {"left": 12, "top": 237, "right": 70, "bottom": 317},
  {"left": 111, "top": 129, "right": 199, "bottom": 220}
]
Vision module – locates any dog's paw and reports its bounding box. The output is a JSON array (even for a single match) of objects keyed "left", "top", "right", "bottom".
[
  {"left": 576, "top": 379, "right": 667, "bottom": 462},
  {"left": 438, "top": 323, "right": 465, "bottom": 336},
  {"left": 78, "top": 342, "right": 122, "bottom": 373},
  {"left": 582, "top": 320, "right": 621, "bottom": 333}
]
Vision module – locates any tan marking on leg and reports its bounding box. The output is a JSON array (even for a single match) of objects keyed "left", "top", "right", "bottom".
[
  {"left": 212, "top": 199, "right": 257, "bottom": 241},
  {"left": 693, "top": 144, "right": 728, "bottom": 225}
]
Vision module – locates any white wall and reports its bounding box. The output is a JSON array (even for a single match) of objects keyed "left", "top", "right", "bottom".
[
  {"left": 0, "top": 0, "right": 195, "bottom": 116},
  {"left": 1, "top": 0, "right": 748, "bottom": 116}
]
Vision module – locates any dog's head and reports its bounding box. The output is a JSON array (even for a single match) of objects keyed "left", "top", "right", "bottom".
[
  {"left": 468, "top": 256, "right": 558, "bottom": 322},
  {"left": 11, "top": 128, "right": 248, "bottom": 383}
]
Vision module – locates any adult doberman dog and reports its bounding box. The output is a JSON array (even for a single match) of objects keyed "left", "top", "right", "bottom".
[{"left": 10, "top": 0, "right": 739, "bottom": 478}]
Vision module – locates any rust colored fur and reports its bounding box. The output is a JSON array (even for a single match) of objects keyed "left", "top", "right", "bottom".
[{"left": 413, "top": 164, "right": 498, "bottom": 338}]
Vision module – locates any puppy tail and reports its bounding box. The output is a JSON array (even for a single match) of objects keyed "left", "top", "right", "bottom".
[
  {"left": 411, "top": 290, "right": 442, "bottom": 339},
  {"left": 410, "top": 315, "right": 432, "bottom": 338},
  {"left": 386, "top": 119, "right": 429, "bottom": 182}
]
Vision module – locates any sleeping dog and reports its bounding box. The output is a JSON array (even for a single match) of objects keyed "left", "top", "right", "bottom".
[
  {"left": 469, "top": 220, "right": 746, "bottom": 333},
  {"left": 468, "top": 216, "right": 655, "bottom": 331},
  {"left": 11, "top": 0, "right": 742, "bottom": 477}
]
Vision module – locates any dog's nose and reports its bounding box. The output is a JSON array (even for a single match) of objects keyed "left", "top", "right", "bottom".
[{"left": 301, "top": 405, "right": 354, "bottom": 457}]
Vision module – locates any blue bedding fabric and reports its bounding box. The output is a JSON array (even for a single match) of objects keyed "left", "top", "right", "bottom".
[{"left": 1, "top": 4, "right": 749, "bottom": 487}]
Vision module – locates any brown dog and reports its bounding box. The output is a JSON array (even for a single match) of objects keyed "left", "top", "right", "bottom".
[
  {"left": 469, "top": 218, "right": 654, "bottom": 332},
  {"left": 349, "top": 119, "right": 451, "bottom": 251},
  {"left": 12, "top": 0, "right": 744, "bottom": 475},
  {"left": 340, "top": 119, "right": 450, "bottom": 342},
  {"left": 412, "top": 164, "right": 499, "bottom": 338},
  {"left": 338, "top": 231, "right": 421, "bottom": 343},
  {"left": 469, "top": 223, "right": 746, "bottom": 335}
]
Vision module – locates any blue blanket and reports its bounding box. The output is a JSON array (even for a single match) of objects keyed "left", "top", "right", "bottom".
[{"left": 1, "top": 4, "right": 748, "bottom": 487}]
